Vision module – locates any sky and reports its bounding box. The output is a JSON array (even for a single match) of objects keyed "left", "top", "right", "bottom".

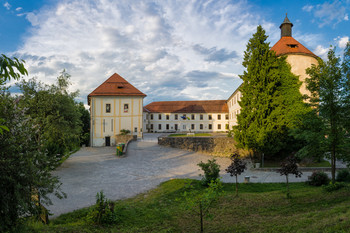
[{"left": 1, "top": 0, "right": 349, "bottom": 105}]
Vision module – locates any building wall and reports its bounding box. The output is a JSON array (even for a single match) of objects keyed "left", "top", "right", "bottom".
[
  {"left": 286, "top": 54, "right": 319, "bottom": 97},
  {"left": 90, "top": 96, "right": 144, "bottom": 146},
  {"left": 227, "top": 90, "right": 242, "bottom": 129},
  {"left": 143, "top": 112, "right": 229, "bottom": 133}
]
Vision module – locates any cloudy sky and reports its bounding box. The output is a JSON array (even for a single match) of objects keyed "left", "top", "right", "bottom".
[{"left": 1, "top": 0, "right": 349, "bottom": 105}]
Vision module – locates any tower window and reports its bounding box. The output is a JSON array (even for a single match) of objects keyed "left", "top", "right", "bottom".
[{"left": 287, "top": 44, "right": 298, "bottom": 48}]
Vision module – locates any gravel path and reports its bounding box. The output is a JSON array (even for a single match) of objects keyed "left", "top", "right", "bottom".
[{"left": 48, "top": 136, "right": 336, "bottom": 218}]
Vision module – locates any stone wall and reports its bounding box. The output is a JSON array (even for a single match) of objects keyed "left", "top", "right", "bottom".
[
  {"left": 115, "top": 135, "right": 137, "bottom": 144},
  {"left": 158, "top": 136, "right": 248, "bottom": 157}
]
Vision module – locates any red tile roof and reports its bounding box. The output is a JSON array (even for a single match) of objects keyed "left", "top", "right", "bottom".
[
  {"left": 271, "top": 36, "right": 317, "bottom": 58},
  {"left": 88, "top": 73, "right": 146, "bottom": 99},
  {"left": 144, "top": 100, "right": 228, "bottom": 113}
]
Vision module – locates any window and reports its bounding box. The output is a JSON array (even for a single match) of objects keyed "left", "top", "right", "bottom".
[
  {"left": 166, "top": 124, "right": 169, "bottom": 130},
  {"left": 225, "top": 114, "right": 229, "bottom": 120},
  {"left": 200, "top": 124, "right": 203, "bottom": 130},
  {"left": 175, "top": 124, "right": 178, "bottom": 130},
  {"left": 158, "top": 114, "right": 162, "bottom": 120},
  {"left": 175, "top": 114, "right": 178, "bottom": 120},
  {"left": 208, "top": 115, "right": 212, "bottom": 120},
  {"left": 218, "top": 124, "right": 221, "bottom": 130},
  {"left": 191, "top": 124, "right": 195, "bottom": 130},
  {"left": 226, "top": 124, "right": 229, "bottom": 130},
  {"left": 191, "top": 114, "right": 195, "bottom": 120},
  {"left": 200, "top": 114, "right": 203, "bottom": 120},
  {"left": 166, "top": 115, "right": 169, "bottom": 120},
  {"left": 134, "top": 127, "right": 138, "bottom": 133},
  {"left": 208, "top": 124, "right": 212, "bottom": 130},
  {"left": 151, "top": 124, "right": 153, "bottom": 129},
  {"left": 183, "top": 125, "right": 186, "bottom": 130},
  {"left": 218, "top": 114, "right": 221, "bottom": 120},
  {"left": 106, "top": 104, "right": 111, "bottom": 113},
  {"left": 150, "top": 114, "right": 153, "bottom": 120},
  {"left": 158, "top": 124, "right": 162, "bottom": 130},
  {"left": 124, "top": 104, "right": 129, "bottom": 113},
  {"left": 111, "top": 119, "right": 113, "bottom": 131},
  {"left": 103, "top": 119, "right": 105, "bottom": 132}
]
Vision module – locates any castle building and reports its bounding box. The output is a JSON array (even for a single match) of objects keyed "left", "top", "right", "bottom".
[
  {"left": 227, "top": 15, "right": 318, "bottom": 129},
  {"left": 88, "top": 73, "right": 146, "bottom": 146}
]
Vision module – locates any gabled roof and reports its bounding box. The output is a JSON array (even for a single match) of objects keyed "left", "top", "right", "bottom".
[
  {"left": 271, "top": 36, "right": 317, "bottom": 58},
  {"left": 88, "top": 73, "right": 146, "bottom": 100},
  {"left": 144, "top": 100, "right": 228, "bottom": 113}
]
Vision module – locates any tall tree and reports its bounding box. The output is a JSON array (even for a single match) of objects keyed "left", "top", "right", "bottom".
[
  {"left": 234, "top": 25, "right": 308, "bottom": 159},
  {"left": 300, "top": 44, "right": 350, "bottom": 182},
  {"left": 17, "top": 70, "right": 83, "bottom": 158}
]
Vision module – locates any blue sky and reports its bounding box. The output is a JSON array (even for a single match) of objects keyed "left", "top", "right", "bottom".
[{"left": 1, "top": 0, "right": 349, "bottom": 105}]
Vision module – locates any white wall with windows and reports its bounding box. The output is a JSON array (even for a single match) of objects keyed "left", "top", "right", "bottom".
[
  {"left": 143, "top": 112, "right": 229, "bottom": 133},
  {"left": 227, "top": 89, "right": 242, "bottom": 130}
]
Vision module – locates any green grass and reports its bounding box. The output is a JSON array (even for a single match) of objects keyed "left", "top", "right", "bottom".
[
  {"left": 169, "top": 133, "right": 212, "bottom": 137},
  {"left": 25, "top": 179, "right": 350, "bottom": 233}
]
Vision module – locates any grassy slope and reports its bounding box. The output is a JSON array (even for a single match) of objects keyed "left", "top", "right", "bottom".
[{"left": 28, "top": 179, "right": 350, "bottom": 233}]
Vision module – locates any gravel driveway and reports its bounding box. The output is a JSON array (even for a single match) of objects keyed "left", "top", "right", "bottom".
[{"left": 48, "top": 135, "right": 333, "bottom": 218}]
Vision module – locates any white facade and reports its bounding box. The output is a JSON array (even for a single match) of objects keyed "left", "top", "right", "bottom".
[
  {"left": 227, "top": 88, "right": 242, "bottom": 129},
  {"left": 143, "top": 112, "right": 229, "bottom": 133},
  {"left": 90, "top": 96, "right": 144, "bottom": 147}
]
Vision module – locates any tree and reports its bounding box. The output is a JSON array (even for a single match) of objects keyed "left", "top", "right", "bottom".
[
  {"left": 0, "top": 89, "right": 65, "bottom": 232},
  {"left": 277, "top": 155, "right": 302, "bottom": 198},
  {"left": 17, "top": 70, "right": 83, "bottom": 158},
  {"left": 198, "top": 159, "right": 221, "bottom": 186},
  {"left": 234, "top": 25, "right": 308, "bottom": 160},
  {"left": 182, "top": 179, "right": 223, "bottom": 233},
  {"left": 77, "top": 102, "right": 90, "bottom": 146},
  {"left": 298, "top": 44, "right": 350, "bottom": 182},
  {"left": 225, "top": 152, "right": 247, "bottom": 196}
]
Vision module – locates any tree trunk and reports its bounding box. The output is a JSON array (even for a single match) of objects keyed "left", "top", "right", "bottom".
[
  {"left": 200, "top": 202, "right": 203, "bottom": 233},
  {"left": 235, "top": 175, "right": 238, "bottom": 196},
  {"left": 331, "top": 146, "right": 336, "bottom": 183}
]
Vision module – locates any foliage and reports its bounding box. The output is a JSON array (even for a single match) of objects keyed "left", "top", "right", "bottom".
[
  {"left": 17, "top": 70, "right": 83, "bottom": 158},
  {"left": 307, "top": 171, "right": 330, "bottom": 186},
  {"left": 0, "top": 54, "right": 28, "bottom": 84},
  {"left": 299, "top": 44, "right": 350, "bottom": 182},
  {"left": 0, "top": 91, "right": 65, "bottom": 232},
  {"left": 77, "top": 102, "right": 90, "bottom": 146},
  {"left": 225, "top": 152, "right": 247, "bottom": 196},
  {"left": 234, "top": 25, "right": 309, "bottom": 159},
  {"left": 29, "top": 179, "right": 350, "bottom": 233},
  {"left": 336, "top": 169, "right": 350, "bottom": 183},
  {"left": 277, "top": 155, "right": 302, "bottom": 198},
  {"left": 198, "top": 159, "right": 221, "bottom": 186},
  {"left": 181, "top": 179, "right": 223, "bottom": 233},
  {"left": 120, "top": 129, "right": 131, "bottom": 135},
  {"left": 323, "top": 182, "right": 346, "bottom": 192},
  {"left": 86, "top": 191, "right": 118, "bottom": 225}
]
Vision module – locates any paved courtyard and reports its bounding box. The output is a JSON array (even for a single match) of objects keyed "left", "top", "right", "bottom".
[{"left": 49, "top": 134, "right": 333, "bottom": 218}]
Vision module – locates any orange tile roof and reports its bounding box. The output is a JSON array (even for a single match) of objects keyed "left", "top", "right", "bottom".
[
  {"left": 144, "top": 100, "right": 228, "bottom": 113},
  {"left": 271, "top": 36, "right": 317, "bottom": 58},
  {"left": 88, "top": 73, "right": 146, "bottom": 99}
]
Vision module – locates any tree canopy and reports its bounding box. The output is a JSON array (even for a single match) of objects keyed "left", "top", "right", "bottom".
[{"left": 234, "top": 25, "right": 308, "bottom": 159}]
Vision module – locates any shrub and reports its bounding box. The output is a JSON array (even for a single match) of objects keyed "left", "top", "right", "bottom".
[
  {"left": 308, "top": 171, "right": 330, "bottom": 186},
  {"left": 323, "top": 182, "right": 346, "bottom": 192},
  {"left": 86, "top": 191, "right": 118, "bottom": 225},
  {"left": 198, "top": 159, "right": 220, "bottom": 186},
  {"left": 120, "top": 129, "right": 130, "bottom": 135},
  {"left": 336, "top": 169, "right": 350, "bottom": 183}
]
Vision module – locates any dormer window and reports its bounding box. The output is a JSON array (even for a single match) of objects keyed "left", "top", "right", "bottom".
[
  {"left": 287, "top": 44, "right": 298, "bottom": 48},
  {"left": 117, "top": 85, "right": 124, "bottom": 89}
]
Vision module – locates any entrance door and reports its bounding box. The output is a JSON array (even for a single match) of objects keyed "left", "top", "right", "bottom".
[{"left": 105, "top": 136, "right": 110, "bottom": 146}]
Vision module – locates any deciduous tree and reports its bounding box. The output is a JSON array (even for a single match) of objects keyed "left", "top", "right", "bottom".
[{"left": 225, "top": 152, "right": 247, "bottom": 196}]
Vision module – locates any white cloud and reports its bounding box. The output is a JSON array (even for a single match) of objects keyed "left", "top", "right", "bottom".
[
  {"left": 314, "top": 45, "right": 329, "bottom": 59},
  {"left": 16, "top": 7, "right": 23, "bottom": 11},
  {"left": 14, "top": 0, "right": 267, "bottom": 104},
  {"left": 337, "top": 36, "right": 349, "bottom": 48},
  {"left": 302, "top": 5, "right": 313, "bottom": 12},
  {"left": 344, "top": 14, "right": 349, "bottom": 21},
  {"left": 3, "top": 2, "right": 10, "bottom": 10}
]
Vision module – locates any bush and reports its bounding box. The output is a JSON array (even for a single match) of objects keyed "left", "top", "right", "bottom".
[
  {"left": 86, "top": 191, "right": 118, "bottom": 225},
  {"left": 308, "top": 171, "right": 330, "bottom": 186},
  {"left": 336, "top": 169, "right": 350, "bottom": 183},
  {"left": 120, "top": 129, "right": 130, "bottom": 135},
  {"left": 323, "top": 182, "right": 346, "bottom": 192},
  {"left": 198, "top": 159, "right": 220, "bottom": 186}
]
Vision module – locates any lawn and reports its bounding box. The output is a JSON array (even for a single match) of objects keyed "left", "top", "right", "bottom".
[
  {"left": 169, "top": 133, "right": 212, "bottom": 137},
  {"left": 25, "top": 179, "right": 350, "bottom": 233}
]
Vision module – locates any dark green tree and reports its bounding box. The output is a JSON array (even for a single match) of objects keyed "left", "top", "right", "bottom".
[
  {"left": 297, "top": 44, "right": 350, "bottom": 182},
  {"left": 234, "top": 25, "right": 308, "bottom": 160},
  {"left": 17, "top": 71, "right": 83, "bottom": 158},
  {"left": 77, "top": 102, "right": 90, "bottom": 146}
]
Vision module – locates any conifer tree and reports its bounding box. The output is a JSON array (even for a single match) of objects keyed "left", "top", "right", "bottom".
[{"left": 234, "top": 25, "right": 308, "bottom": 159}]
